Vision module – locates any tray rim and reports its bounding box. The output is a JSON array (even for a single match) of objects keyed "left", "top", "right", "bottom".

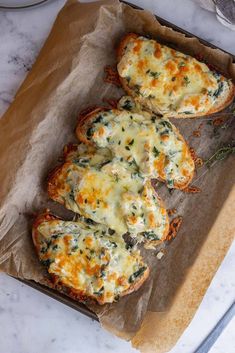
[{"left": 12, "top": 0, "right": 235, "bottom": 323}]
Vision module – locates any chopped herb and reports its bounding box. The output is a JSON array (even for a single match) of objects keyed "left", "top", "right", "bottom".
[
  {"left": 129, "top": 267, "right": 147, "bottom": 283},
  {"left": 52, "top": 244, "right": 58, "bottom": 251},
  {"left": 172, "top": 76, "right": 176, "bottom": 81},
  {"left": 183, "top": 76, "right": 190, "bottom": 85},
  {"left": 125, "top": 243, "right": 134, "bottom": 250},
  {"left": 125, "top": 146, "right": 130, "bottom": 151},
  {"left": 133, "top": 205, "right": 137, "bottom": 210},
  {"left": 167, "top": 179, "right": 174, "bottom": 188},
  {"left": 122, "top": 99, "right": 132, "bottom": 111},
  {"left": 118, "top": 140, "right": 121, "bottom": 145},
  {"left": 178, "top": 61, "right": 185, "bottom": 68},
  {"left": 40, "top": 247, "right": 48, "bottom": 254},
  {"left": 122, "top": 127, "right": 125, "bottom": 132},
  {"left": 69, "top": 191, "right": 75, "bottom": 203},
  {"left": 86, "top": 127, "right": 93, "bottom": 139},
  {"left": 84, "top": 199, "right": 87, "bottom": 204},
  {"left": 205, "top": 144, "right": 235, "bottom": 167},
  {"left": 151, "top": 116, "right": 156, "bottom": 122},
  {"left": 41, "top": 259, "right": 54, "bottom": 267},
  {"left": 126, "top": 76, "right": 131, "bottom": 83},
  {"left": 130, "top": 115, "right": 133, "bottom": 120},
  {"left": 85, "top": 218, "right": 96, "bottom": 225},
  {"left": 133, "top": 84, "right": 141, "bottom": 94},
  {"left": 79, "top": 250, "right": 83, "bottom": 254},
  {"left": 153, "top": 146, "right": 160, "bottom": 158},
  {"left": 147, "top": 71, "right": 161, "bottom": 79},
  {"left": 213, "top": 81, "right": 224, "bottom": 98},
  {"left": 51, "top": 234, "right": 59, "bottom": 239},
  {"left": 183, "top": 111, "right": 193, "bottom": 115},
  {"left": 108, "top": 228, "right": 115, "bottom": 235},
  {"left": 146, "top": 69, "right": 150, "bottom": 74},
  {"left": 86, "top": 255, "right": 91, "bottom": 260},
  {"left": 128, "top": 139, "right": 134, "bottom": 146},
  {"left": 93, "top": 115, "right": 103, "bottom": 124},
  {"left": 160, "top": 121, "right": 172, "bottom": 130},
  {"left": 148, "top": 94, "right": 155, "bottom": 99},
  {"left": 94, "top": 286, "right": 104, "bottom": 296},
  {"left": 142, "top": 231, "right": 159, "bottom": 240},
  {"left": 107, "top": 137, "right": 110, "bottom": 142}
]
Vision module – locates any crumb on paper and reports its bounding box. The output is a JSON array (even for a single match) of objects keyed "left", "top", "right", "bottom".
[
  {"left": 104, "top": 66, "right": 121, "bottom": 87},
  {"left": 167, "top": 208, "right": 177, "bottom": 216},
  {"left": 192, "top": 130, "right": 201, "bottom": 137},
  {"left": 156, "top": 251, "right": 165, "bottom": 260},
  {"left": 183, "top": 185, "right": 201, "bottom": 193}
]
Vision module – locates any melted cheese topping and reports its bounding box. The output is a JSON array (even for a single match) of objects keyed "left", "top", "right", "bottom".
[
  {"left": 35, "top": 217, "right": 147, "bottom": 304},
  {"left": 86, "top": 105, "right": 194, "bottom": 188},
  {"left": 117, "top": 36, "right": 231, "bottom": 116},
  {"left": 48, "top": 145, "right": 168, "bottom": 240}
]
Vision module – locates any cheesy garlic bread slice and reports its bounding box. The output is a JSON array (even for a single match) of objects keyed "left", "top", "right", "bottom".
[
  {"left": 32, "top": 212, "right": 149, "bottom": 304},
  {"left": 117, "top": 33, "right": 234, "bottom": 118},
  {"left": 76, "top": 100, "right": 195, "bottom": 189},
  {"left": 48, "top": 144, "right": 169, "bottom": 244}
]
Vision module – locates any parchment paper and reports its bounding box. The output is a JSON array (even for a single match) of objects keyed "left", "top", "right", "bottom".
[{"left": 0, "top": 1, "right": 234, "bottom": 352}]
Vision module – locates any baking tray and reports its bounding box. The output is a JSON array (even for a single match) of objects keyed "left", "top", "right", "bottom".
[{"left": 12, "top": 0, "right": 235, "bottom": 322}]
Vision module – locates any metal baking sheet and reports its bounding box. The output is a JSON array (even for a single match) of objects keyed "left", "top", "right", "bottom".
[{"left": 13, "top": 0, "right": 235, "bottom": 321}]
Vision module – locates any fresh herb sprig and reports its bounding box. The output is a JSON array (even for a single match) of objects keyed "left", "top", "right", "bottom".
[{"left": 205, "top": 143, "right": 235, "bottom": 167}]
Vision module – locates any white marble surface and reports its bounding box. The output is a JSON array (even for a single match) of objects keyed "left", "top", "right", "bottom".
[{"left": 0, "top": 1, "right": 234, "bottom": 352}]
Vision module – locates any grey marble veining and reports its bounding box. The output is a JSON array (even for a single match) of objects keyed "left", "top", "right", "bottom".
[{"left": 0, "top": 1, "right": 234, "bottom": 353}]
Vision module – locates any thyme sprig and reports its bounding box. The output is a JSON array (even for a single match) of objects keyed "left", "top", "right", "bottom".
[{"left": 205, "top": 143, "right": 235, "bottom": 167}]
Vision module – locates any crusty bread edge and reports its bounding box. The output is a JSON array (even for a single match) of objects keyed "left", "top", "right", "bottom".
[
  {"left": 117, "top": 33, "right": 235, "bottom": 118},
  {"left": 76, "top": 107, "right": 195, "bottom": 190},
  {"left": 32, "top": 211, "right": 149, "bottom": 305}
]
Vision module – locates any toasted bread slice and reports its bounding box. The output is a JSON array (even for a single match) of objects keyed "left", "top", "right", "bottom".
[
  {"left": 76, "top": 99, "right": 195, "bottom": 189},
  {"left": 117, "top": 33, "right": 234, "bottom": 118},
  {"left": 32, "top": 211, "right": 149, "bottom": 305},
  {"left": 48, "top": 144, "right": 169, "bottom": 244}
]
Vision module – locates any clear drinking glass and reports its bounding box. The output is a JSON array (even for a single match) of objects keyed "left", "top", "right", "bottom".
[{"left": 0, "top": 0, "right": 51, "bottom": 9}]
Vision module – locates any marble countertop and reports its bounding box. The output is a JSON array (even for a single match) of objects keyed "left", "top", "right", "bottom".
[{"left": 0, "top": 1, "right": 234, "bottom": 352}]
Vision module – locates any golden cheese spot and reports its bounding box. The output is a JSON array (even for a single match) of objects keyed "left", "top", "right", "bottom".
[
  {"left": 144, "top": 142, "right": 150, "bottom": 151},
  {"left": 154, "top": 43, "right": 162, "bottom": 58},
  {"left": 182, "top": 168, "right": 190, "bottom": 177},
  {"left": 117, "top": 276, "right": 126, "bottom": 286},
  {"left": 107, "top": 273, "right": 117, "bottom": 281},
  {"left": 151, "top": 78, "right": 158, "bottom": 87},
  {"left": 86, "top": 264, "right": 100, "bottom": 276},
  {"left": 128, "top": 215, "right": 137, "bottom": 225},
  {"left": 84, "top": 236, "right": 93, "bottom": 247},
  {"left": 160, "top": 134, "right": 169, "bottom": 142},
  {"left": 165, "top": 60, "right": 177, "bottom": 74},
  {"left": 133, "top": 39, "right": 142, "bottom": 54},
  {"left": 154, "top": 154, "right": 166, "bottom": 179},
  {"left": 105, "top": 291, "right": 113, "bottom": 299},
  {"left": 98, "top": 126, "right": 105, "bottom": 136},
  {"left": 76, "top": 193, "right": 84, "bottom": 204},
  {"left": 184, "top": 95, "right": 200, "bottom": 110},
  {"left": 194, "top": 63, "right": 202, "bottom": 73},
  {"left": 148, "top": 212, "right": 156, "bottom": 228},
  {"left": 178, "top": 64, "right": 189, "bottom": 73},
  {"left": 137, "top": 59, "right": 147, "bottom": 71},
  {"left": 63, "top": 235, "right": 72, "bottom": 247}
]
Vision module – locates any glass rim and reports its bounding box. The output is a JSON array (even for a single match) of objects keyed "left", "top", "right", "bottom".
[{"left": 0, "top": 0, "right": 51, "bottom": 10}]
